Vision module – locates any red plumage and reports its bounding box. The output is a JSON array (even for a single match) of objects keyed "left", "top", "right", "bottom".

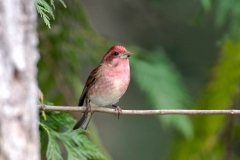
[{"left": 73, "top": 45, "right": 132, "bottom": 130}]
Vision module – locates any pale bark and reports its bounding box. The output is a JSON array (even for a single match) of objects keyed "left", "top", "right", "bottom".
[{"left": 0, "top": 0, "right": 40, "bottom": 160}]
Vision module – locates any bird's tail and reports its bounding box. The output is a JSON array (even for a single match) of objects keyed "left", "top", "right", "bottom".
[{"left": 72, "top": 113, "right": 93, "bottom": 130}]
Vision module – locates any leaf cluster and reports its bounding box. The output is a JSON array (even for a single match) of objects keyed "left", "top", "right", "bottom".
[
  {"left": 40, "top": 111, "right": 106, "bottom": 160},
  {"left": 35, "top": 0, "right": 66, "bottom": 28}
]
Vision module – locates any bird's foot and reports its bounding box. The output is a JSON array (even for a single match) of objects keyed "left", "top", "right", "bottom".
[
  {"left": 112, "top": 105, "right": 122, "bottom": 119},
  {"left": 85, "top": 103, "right": 91, "bottom": 115}
]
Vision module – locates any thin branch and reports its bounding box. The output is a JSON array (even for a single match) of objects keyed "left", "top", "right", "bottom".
[{"left": 39, "top": 105, "right": 240, "bottom": 115}]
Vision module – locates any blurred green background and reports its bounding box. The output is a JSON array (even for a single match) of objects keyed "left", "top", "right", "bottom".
[{"left": 37, "top": 0, "right": 240, "bottom": 160}]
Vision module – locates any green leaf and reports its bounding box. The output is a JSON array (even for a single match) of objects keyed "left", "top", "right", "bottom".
[
  {"left": 40, "top": 112, "right": 107, "bottom": 160},
  {"left": 58, "top": 0, "right": 67, "bottom": 8},
  {"left": 35, "top": 0, "right": 67, "bottom": 28},
  {"left": 47, "top": 134, "right": 63, "bottom": 160}
]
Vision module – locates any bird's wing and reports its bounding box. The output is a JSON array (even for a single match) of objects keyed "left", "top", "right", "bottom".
[{"left": 78, "top": 64, "right": 102, "bottom": 106}]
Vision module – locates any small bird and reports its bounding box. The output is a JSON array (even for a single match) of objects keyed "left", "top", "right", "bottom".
[{"left": 73, "top": 45, "right": 132, "bottom": 130}]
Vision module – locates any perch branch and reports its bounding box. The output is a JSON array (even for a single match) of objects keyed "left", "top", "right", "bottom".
[{"left": 39, "top": 105, "right": 240, "bottom": 115}]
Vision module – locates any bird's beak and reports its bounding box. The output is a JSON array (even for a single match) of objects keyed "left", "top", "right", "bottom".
[{"left": 124, "top": 51, "right": 133, "bottom": 58}]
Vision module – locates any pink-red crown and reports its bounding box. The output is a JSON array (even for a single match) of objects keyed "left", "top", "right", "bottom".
[{"left": 109, "top": 45, "right": 127, "bottom": 53}]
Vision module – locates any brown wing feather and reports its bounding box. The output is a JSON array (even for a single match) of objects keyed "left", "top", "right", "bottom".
[{"left": 78, "top": 64, "right": 102, "bottom": 106}]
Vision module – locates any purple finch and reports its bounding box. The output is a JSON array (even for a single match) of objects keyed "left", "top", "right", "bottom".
[{"left": 73, "top": 45, "right": 132, "bottom": 130}]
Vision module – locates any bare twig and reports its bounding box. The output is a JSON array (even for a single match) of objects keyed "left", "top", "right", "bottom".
[{"left": 38, "top": 105, "right": 240, "bottom": 115}]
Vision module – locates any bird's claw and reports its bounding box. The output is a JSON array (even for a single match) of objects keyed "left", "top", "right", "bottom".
[
  {"left": 114, "top": 106, "right": 122, "bottom": 119},
  {"left": 85, "top": 104, "right": 91, "bottom": 115}
]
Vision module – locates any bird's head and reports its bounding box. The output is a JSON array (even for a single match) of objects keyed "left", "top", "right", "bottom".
[{"left": 103, "top": 46, "right": 132, "bottom": 66}]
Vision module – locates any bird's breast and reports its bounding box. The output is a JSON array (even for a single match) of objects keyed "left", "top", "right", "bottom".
[{"left": 88, "top": 60, "right": 130, "bottom": 106}]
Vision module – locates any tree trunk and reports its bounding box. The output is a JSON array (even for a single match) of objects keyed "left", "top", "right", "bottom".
[{"left": 0, "top": 0, "right": 40, "bottom": 160}]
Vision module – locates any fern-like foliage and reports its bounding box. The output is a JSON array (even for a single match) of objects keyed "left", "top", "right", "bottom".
[
  {"left": 168, "top": 39, "right": 240, "bottom": 160},
  {"left": 40, "top": 112, "right": 106, "bottom": 160},
  {"left": 35, "top": 0, "right": 66, "bottom": 28},
  {"left": 130, "top": 47, "right": 193, "bottom": 138}
]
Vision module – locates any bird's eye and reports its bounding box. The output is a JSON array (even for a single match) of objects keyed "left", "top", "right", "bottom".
[{"left": 113, "top": 52, "right": 119, "bottom": 56}]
